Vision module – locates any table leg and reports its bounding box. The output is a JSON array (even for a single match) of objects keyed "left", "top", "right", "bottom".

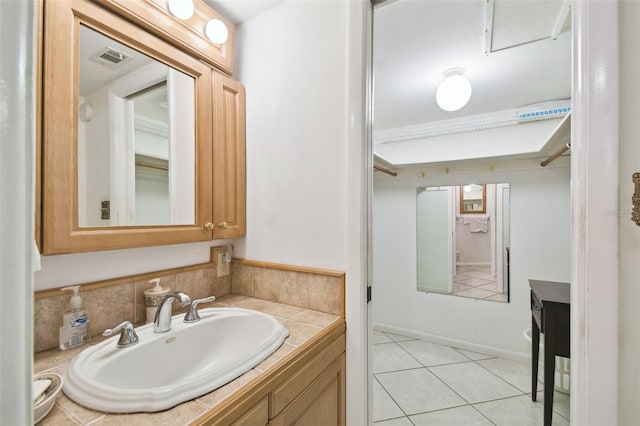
[
  {"left": 544, "top": 326, "right": 556, "bottom": 426},
  {"left": 532, "top": 315, "right": 540, "bottom": 401}
]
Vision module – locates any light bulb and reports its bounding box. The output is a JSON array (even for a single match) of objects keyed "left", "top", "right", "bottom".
[
  {"left": 167, "top": 0, "right": 195, "bottom": 20},
  {"left": 436, "top": 71, "right": 472, "bottom": 112},
  {"left": 205, "top": 19, "right": 228, "bottom": 44}
]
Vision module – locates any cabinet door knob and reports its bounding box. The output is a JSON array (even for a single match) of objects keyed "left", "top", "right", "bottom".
[
  {"left": 218, "top": 221, "right": 228, "bottom": 229},
  {"left": 203, "top": 222, "right": 214, "bottom": 231}
]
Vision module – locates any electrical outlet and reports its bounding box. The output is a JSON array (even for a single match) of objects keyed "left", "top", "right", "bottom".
[{"left": 217, "top": 253, "right": 230, "bottom": 277}]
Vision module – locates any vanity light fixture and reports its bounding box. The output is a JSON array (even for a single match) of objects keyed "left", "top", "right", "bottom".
[
  {"left": 167, "top": 0, "right": 195, "bottom": 21},
  {"left": 204, "top": 19, "right": 228, "bottom": 44},
  {"left": 436, "top": 68, "right": 472, "bottom": 112}
]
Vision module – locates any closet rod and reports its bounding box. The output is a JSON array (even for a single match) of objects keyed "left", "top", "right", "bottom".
[
  {"left": 374, "top": 164, "right": 398, "bottom": 177},
  {"left": 135, "top": 161, "right": 168, "bottom": 171},
  {"left": 540, "top": 143, "right": 571, "bottom": 167}
]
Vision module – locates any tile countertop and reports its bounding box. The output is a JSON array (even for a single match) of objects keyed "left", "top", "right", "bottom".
[{"left": 34, "top": 294, "right": 343, "bottom": 426}]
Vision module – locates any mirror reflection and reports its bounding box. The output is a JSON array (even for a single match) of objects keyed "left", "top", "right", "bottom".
[
  {"left": 77, "top": 25, "right": 195, "bottom": 227},
  {"left": 417, "top": 183, "right": 510, "bottom": 302}
]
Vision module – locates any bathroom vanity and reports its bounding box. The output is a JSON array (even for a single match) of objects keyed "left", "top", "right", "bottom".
[{"left": 34, "top": 294, "right": 346, "bottom": 425}]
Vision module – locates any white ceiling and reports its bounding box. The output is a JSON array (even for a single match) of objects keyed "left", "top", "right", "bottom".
[
  {"left": 205, "top": 0, "right": 285, "bottom": 25},
  {"left": 373, "top": 0, "right": 571, "bottom": 131}
]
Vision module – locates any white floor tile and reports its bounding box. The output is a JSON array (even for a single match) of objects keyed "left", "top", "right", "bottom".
[
  {"left": 373, "top": 379, "right": 405, "bottom": 421},
  {"left": 474, "top": 394, "right": 570, "bottom": 426},
  {"left": 455, "top": 348, "right": 495, "bottom": 361},
  {"left": 374, "top": 416, "right": 413, "bottom": 425},
  {"left": 373, "top": 342, "right": 422, "bottom": 374},
  {"left": 398, "top": 340, "right": 470, "bottom": 366},
  {"left": 430, "top": 362, "right": 522, "bottom": 403},
  {"left": 374, "top": 330, "right": 393, "bottom": 344},
  {"left": 376, "top": 368, "right": 467, "bottom": 415},
  {"left": 477, "top": 357, "right": 542, "bottom": 393},
  {"left": 409, "top": 405, "right": 493, "bottom": 426}
]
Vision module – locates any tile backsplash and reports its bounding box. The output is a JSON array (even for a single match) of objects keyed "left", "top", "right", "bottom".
[
  {"left": 34, "top": 265, "right": 230, "bottom": 353},
  {"left": 230, "top": 260, "right": 344, "bottom": 317},
  {"left": 34, "top": 256, "right": 345, "bottom": 353}
]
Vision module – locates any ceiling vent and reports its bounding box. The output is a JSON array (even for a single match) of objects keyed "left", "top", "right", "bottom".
[{"left": 89, "top": 47, "right": 132, "bottom": 69}]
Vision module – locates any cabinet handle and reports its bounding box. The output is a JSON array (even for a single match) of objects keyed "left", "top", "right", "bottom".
[
  {"left": 203, "top": 223, "right": 214, "bottom": 231},
  {"left": 218, "top": 221, "right": 228, "bottom": 229}
]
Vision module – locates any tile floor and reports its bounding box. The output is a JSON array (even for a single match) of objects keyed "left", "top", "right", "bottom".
[
  {"left": 453, "top": 266, "right": 508, "bottom": 302},
  {"left": 373, "top": 330, "right": 570, "bottom": 425}
]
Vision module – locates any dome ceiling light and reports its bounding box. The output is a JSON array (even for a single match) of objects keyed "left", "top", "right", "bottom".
[
  {"left": 204, "top": 19, "right": 229, "bottom": 44},
  {"left": 436, "top": 68, "right": 472, "bottom": 112},
  {"left": 167, "top": 0, "right": 195, "bottom": 20}
]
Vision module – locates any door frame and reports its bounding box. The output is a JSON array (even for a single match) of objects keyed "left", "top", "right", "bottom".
[{"left": 364, "top": 1, "right": 621, "bottom": 424}]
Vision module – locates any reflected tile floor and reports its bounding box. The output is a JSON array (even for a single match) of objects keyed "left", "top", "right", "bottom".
[
  {"left": 373, "top": 330, "right": 570, "bottom": 425},
  {"left": 453, "top": 266, "right": 507, "bottom": 302}
]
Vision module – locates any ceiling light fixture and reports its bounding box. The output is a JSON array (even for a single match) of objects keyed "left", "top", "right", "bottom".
[
  {"left": 436, "top": 68, "right": 472, "bottom": 112},
  {"left": 167, "top": 0, "right": 195, "bottom": 20},
  {"left": 204, "top": 19, "right": 229, "bottom": 44}
]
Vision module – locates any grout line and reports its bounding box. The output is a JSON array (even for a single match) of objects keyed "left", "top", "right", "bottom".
[
  {"left": 469, "top": 404, "right": 498, "bottom": 426},
  {"left": 472, "top": 357, "right": 528, "bottom": 394},
  {"left": 373, "top": 374, "right": 413, "bottom": 421}
]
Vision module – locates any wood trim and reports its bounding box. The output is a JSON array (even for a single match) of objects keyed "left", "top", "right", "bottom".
[
  {"left": 34, "top": 257, "right": 216, "bottom": 300},
  {"left": 231, "top": 258, "right": 346, "bottom": 278},
  {"left": 41, "top": 0, "right": 213, "bottom": 254},
  {"left": 98, "top": 0, "right": 234, "bottom": 75},
  {"left": 230, "top": 396, "right": 268, "bottom": 426},
  {"left": 35, "top": 0, "right": 44, "bottom": 251},
  {"left": 270, "top": 333, "right": 346, "bottom": 417},
  {"left": 212, "top": 73, "right": 246, "bottom": 239},
  {"left": 191, "top": 327, "right": 346, "bottom": 425}
]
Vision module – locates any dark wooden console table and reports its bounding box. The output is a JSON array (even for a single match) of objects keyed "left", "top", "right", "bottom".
[{"left": 529, "top": 279, "right": 570, "bottom": 426}]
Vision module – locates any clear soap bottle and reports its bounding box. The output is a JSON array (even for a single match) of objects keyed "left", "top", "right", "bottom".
[{"left": 59, "top": 285, "right": 90, "bottom": 350}]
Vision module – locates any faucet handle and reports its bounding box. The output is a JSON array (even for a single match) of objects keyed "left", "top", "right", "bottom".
[
  {"left": 184, "top": 296, "right": 216, "bottom": 323},
  {"left": 103, "top": 321, "right": 139, "bottom": 348}
]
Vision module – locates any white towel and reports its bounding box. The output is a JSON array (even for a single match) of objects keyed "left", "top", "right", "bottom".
[
  {"left": 470, "top": 217, "right": 488, "bottom": 232},
  {"left": 463, "top": 216, "right": 488, "bottom": 232}
]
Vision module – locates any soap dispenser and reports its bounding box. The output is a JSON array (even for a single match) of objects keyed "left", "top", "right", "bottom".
[
  {"left": 144, "top": 278, "right": 170, "bottom": 324},
  {"left": 59, "top": 285, "right": 90, "bottom": 350}
]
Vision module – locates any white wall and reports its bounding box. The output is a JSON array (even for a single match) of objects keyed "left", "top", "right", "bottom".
[
  {"left": 373, "top": 166, "right": 570, "bottom": 358},
  {"left": 234, "top": 1, "right": 348, "bottom": 269},
  {"left": 234, "top": 1, "right": 368, "bottom": 423}
]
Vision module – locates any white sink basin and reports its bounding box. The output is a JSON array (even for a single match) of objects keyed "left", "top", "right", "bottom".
[{"left": 63, "top": 307, "right": 289, "bottom": 413}]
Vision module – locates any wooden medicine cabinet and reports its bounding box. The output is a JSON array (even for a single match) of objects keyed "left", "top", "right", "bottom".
[
  {"left": 459, "top": 184, "right": 486, "bottom": 214},
  {"left": 39, "top": 0, "right": 245, "bottom": 254}
]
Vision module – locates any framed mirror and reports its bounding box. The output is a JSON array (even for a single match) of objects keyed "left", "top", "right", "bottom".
[
  {"left": 41, "top": 0, "right": 213, "bottom": 254},
  {"left": 417, "top": 183, "right": 510, "bottom": 302},
  {"left": 459, "top": 184, "right": 486, "bottom": 214}
]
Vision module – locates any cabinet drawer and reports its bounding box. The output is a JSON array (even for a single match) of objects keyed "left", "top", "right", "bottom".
[
  {"left": 270, "top": 333, "right": 345, "bottom": 418},
  {"left": 270, "top": 353, "right": 345, "bottom": 426}
]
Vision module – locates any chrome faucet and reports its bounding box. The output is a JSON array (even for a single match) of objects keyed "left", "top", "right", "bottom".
[
  {"left": 184, "top": 296, "right": 216, "bottom": 323},
  {"left": 153, "top": 292, "right": 191, "bottom": 333},
  {"left": 103, "top": 321, "right": 139, "bottom": 348}
]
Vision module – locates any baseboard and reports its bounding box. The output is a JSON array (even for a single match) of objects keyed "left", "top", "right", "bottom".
[
  {"left": 373, "top": 322, "right": 529, "bottom": 363},
  {"left": 456, "top": 262, "right": 491, "bottom": 267}
]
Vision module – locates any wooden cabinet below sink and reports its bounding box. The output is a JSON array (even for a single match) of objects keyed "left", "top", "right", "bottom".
[{"left": 194, "top": 327, "right": 346, "bottom": 426}]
